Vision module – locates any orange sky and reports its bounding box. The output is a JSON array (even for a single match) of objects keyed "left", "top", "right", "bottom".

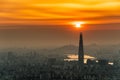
[{"left": 0, "top": 0, "right": 120, "bottom": 27}]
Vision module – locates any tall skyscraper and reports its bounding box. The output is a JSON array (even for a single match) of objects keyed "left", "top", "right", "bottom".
[{"left": 78, "top": 32, "right": 84, "bottom": 65}]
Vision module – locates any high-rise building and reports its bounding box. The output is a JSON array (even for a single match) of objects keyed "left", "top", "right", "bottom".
[{"left": 78, "top": 32, "right": 84, "bottom": 65}]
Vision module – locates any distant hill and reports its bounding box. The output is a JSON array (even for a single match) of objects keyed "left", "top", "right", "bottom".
[
  {"left": 0, "top": 44, "right": 120, "bottom": 61},
  {"left": 49, "top": 44, "right": 120, "bottom": 60}
]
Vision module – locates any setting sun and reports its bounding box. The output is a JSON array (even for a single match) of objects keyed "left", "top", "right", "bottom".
[
  {"left": 72, "top": 22, "right": 85, "bottom": 28},
  {"left": 75, "top": 22, "right": 81, "bottom": 28}
]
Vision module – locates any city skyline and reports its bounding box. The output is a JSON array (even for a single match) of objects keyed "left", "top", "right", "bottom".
[{"left": 0, "top": 1, "right": 120, "bottom": 80}]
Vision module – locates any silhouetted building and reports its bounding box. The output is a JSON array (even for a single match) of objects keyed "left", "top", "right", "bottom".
[
  {"left": 78, "top": 32, "right": 84, "bottom": 65},
  {"left": 98, "top": 59, "right": 109, "bottom": 65},
  {"left": 87, "top": 59, "right": 97, "bottom": 65}
]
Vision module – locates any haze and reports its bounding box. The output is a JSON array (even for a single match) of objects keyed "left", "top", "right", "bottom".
[{"left": 0, "top": 0, "right": 120, "bottom": 48}]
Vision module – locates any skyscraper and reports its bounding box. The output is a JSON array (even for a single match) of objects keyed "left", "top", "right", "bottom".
[{"left": 78, "top": 32, "right": 84, "bottom": 65}]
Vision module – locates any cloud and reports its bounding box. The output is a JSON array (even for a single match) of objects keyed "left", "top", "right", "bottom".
[{"left": 0, "top": 0, "right": 120, "bottom": 26}]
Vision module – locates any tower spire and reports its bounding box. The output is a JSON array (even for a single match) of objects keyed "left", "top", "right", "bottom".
[{"left": 78, "top": 32, "right": 84, "bottom": 65}]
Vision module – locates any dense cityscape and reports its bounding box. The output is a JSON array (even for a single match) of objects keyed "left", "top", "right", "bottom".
[
  {"left": 0, "top": 33, "right": 120, "bottom": 80},
  {"left": 0, "top": 0, "right": 120, "bottom": 80}
]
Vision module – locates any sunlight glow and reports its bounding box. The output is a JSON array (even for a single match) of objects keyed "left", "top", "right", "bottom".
[
  {"left": 72, "top": 22, "right": 85, "bottom": 28},
  {"left": 64, "top": 54, "right": 96, "bottom": 63}
]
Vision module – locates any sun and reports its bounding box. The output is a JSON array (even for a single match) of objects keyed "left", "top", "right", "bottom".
[
  {"left": 75, "top": 22, "right": 81, "bottom": 28},
  {"left": 72, "top": 22, "right": 84, "bottom": 28}
]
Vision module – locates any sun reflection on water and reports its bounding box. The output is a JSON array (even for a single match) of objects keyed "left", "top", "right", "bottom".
[{"left": 64, "top": 54, "right": 95, "bottom": 63}]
